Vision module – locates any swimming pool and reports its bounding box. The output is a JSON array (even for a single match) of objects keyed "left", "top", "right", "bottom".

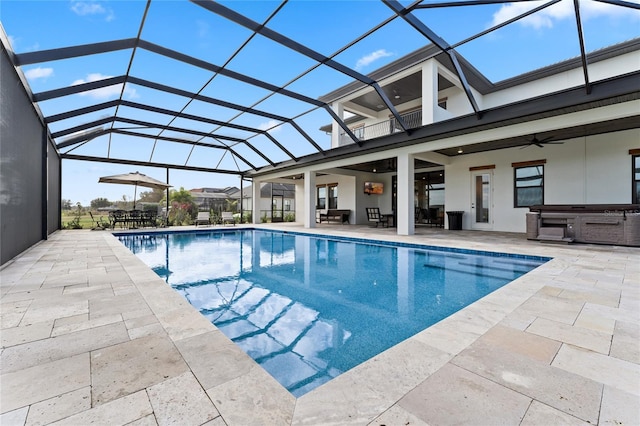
[{"left": 117, "top": 229, "right": 548, "bottom": 397}]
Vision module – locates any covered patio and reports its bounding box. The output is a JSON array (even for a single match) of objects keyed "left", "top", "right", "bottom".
[{"left": 1, "top": 225, "right": 638, "bottom": 425}]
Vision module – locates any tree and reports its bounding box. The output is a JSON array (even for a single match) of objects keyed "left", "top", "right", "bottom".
[
  {"left": 61, "top": 199, "right": 72, "bottom": 210},
  {"left": 90, "top": 197, "right": 111, "bottom": 209},
  {"left": 139, "top": 188, "right": 165, "bottom": 203},
  {"left": 169, "top": 187, "right": 195, "bottom": 204},
  {"left": 225, "top": 198, "right": 238, "bottom": 212},
  {"left": 167, "top": 187, "right": 196, "bottom": 226},
  {"left": 116, "top": 195, "right": 130, "bottom": 210}
]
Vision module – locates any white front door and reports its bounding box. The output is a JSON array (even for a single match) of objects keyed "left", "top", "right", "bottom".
[{"left": 471, "top": 170, "right": 493, "bottom": 230}]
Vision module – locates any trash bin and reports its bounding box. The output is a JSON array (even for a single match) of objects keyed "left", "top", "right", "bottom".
[{"left": 446, "top": 211, "right": 464, "bottom": 230}]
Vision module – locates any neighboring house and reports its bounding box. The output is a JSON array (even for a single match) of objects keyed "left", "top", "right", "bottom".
[
  {"left": 242, "top": 183, "right": 296, "bottom": 221},
  {"left": 190, "top": 183, "right": 296, "bottom": 221},
  {"left": 190, "top": 187, "right": 240, "bottom": 211},
  {"left": 248, "top": 40, "right": 640, "bottom": 234}
]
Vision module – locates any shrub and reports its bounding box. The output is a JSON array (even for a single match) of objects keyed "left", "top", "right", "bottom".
[
  {"left": 63, "top": 205, "right": 83, "bottom": 229},
  {"left": 168, "top": 202, "right": 194, "bottom": 226},
  {"left": 284, "top": 212, "right": 295, "bottom": 222}
]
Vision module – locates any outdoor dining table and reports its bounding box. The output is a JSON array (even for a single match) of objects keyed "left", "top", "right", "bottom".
[{"left": 108, "top": 210, "right": 158, "bottom": 229}]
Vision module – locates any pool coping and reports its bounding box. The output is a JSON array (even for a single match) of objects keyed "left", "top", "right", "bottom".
[
  {"left": 2, "top": 224, "right": 638, "bottom": 425},
  {"left": 104, "top": 225, "right": 592, "bottom": 423}
]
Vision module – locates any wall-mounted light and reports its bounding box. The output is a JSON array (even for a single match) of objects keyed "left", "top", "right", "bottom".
[
  {"left": 372, "top": 168, "right": 377, "bottom": 173},
  {"left": 457, "top": 148, "right": 463, "bottom": 154}
]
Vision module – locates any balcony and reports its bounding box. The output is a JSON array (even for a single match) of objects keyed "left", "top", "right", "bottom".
[{"left": 338, "top": 110, "right": 422, "bottom": 146}]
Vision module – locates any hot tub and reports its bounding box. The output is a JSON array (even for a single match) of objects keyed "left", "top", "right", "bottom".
[{"left": 527, "top": 204, "right": 640, "bottom": 246}]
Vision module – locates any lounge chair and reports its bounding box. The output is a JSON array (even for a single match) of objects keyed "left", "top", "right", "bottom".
[
  {"left": 366, "top": 207, "right": 390, "bottom": 228},
  {"left": 221, "top": 211, "right": 236, "bottom": 226},
  {"left": 195, "top": 211, "right": 210, "bottom": 226}
]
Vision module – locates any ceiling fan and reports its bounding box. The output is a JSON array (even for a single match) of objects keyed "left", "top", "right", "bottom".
[{"left": 521, "top": 134, "right": 563, "bottom": 148}]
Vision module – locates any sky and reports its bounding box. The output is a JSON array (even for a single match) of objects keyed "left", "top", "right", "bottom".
[{"left": 2, "top": 0, "right": 639, "bottom": 206}]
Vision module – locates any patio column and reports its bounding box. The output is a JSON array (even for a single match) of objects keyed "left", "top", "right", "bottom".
[
  {"left": 304, "top": 170, "right": 316, "bottom": 228},
  {"left": 421, "top": 59, "right": 438, "bottom": 126},
  {"left": 397, "top": 152, "right": 415, "bottom": 235},
  {"left": 252, "top": 179, "right": 261, "bottom": 224},
  {"left": 331, "top": 102, "right": 344, "bottom": 149}
]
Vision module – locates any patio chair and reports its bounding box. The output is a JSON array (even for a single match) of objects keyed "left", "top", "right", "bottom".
[
  {"left": 366, "top": 207, "right": 390, "bottom": 228},
  {"left": 221, "top": 211, "right": 236, "bottom": 226},
  {"left": 195, "top": 211, "right": 210, "bottom": 226},
  {"left": 109, "top": 210, "right": 128, "bottom": 229},
  {"left": 128, "top": 209, "right": 143, "bottom": 229},
  {"left": 141, "top": 210, "right": 158, "bottom": 228}
]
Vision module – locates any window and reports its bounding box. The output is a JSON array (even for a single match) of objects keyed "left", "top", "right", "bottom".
[
  {"left": 328, "top": 184, "right": 338, "bottom": 209},
  {"left": 317, "top": 184, "right": 338, "bottom": 209},
  {"left": 317, "top": 186, "right": 326, "bottom": 210},
  {"left": 513, "top": 160, "right": 545, "bottom": 207},
  {"left": 633, "top": 154, "right": 640, "bottom": 204}
]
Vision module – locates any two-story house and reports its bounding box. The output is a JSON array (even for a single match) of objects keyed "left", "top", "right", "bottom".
[{"left": 248, "top": 39, "right": 639, "bottom": 235}]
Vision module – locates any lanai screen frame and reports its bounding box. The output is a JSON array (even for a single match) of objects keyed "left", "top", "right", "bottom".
[{"left": 3, "top": 0, "right": 639, "bottom": 178}]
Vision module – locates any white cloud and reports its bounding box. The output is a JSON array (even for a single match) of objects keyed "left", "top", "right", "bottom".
[
  {"left": 491, "top": 0, "right": 639, "bottom": 29},
  {"left": 355, "top": 49, "right": 394, "bottom": 71},
  {"left": 7, "top": 36, "right": 40, "bottom": 52},
  {"left": 258, "top": 119, "right": 282, "bottom": 134},
  {"left": 196, "top": 20, "right": 210, "bottom": 38},
  {"left": 70, "top": 1, "right": 104, "bottom": 15},
  {"left": 25, "top": 67, "right": 54, "bottom": 80},
  {"left": 70, "top": 1, "right": 115, "bottom": 21},
  {"left": 72, "top": 73, "right": 138, "bottom": 100}
]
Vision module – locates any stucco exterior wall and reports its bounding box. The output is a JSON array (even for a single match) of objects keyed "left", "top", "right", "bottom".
[
  {"left": 484, "top": 51, "right": 640, "bottom": 109},
  {"left": 444, "top": 128, "right": 639, "bottom": 232}
]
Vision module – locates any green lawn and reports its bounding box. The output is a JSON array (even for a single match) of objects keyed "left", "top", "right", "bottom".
[{"left": 61, "top": 212, "right": 106, "bottom": 229}]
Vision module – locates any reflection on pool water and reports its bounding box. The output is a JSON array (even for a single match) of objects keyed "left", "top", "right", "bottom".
[{"left": 117, "top": 229, "right": 548, "bottom": 397}]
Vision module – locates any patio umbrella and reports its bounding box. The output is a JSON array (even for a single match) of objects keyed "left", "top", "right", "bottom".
[{"left": 98, "top": 171, "right": 171, "bottom": 209}]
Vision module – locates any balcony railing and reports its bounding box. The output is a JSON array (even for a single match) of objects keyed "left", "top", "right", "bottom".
[{"left": 339, "top": 109, "right": 422, "bottom": 146}]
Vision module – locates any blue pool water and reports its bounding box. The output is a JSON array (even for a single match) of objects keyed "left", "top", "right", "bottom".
[{"left": 117, "top": 229, "right": 548, "bottom": 397}]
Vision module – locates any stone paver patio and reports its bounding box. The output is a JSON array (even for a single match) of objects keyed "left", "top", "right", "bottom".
[{"left": 1, "top": 224, "right": 638, "bottom": 425}]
